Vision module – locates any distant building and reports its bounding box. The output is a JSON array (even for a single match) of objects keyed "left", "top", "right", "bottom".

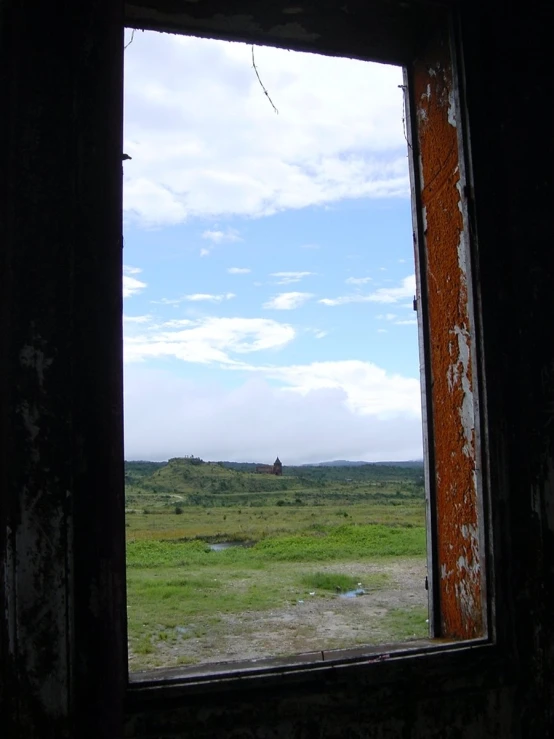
[{"left": 255, "top": 457, "right": 283, "bottom": 476}]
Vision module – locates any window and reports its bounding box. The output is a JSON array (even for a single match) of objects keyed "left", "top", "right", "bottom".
[
  {"left": 122, "top": 33, "right": 427, "bottom": 673},
  {"left": 122, "top": 11, "right": 488, "bottom": 688},
  {"left": 3, "top": 3, "right": 499, "bottom": 735}
]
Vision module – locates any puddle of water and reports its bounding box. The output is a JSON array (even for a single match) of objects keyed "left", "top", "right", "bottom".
[
  {"left": 339, "top": 588, "right": 366, "bottom": 599},
  {"left": 208, "top": 541, "right": 246, "bottom": 551}
]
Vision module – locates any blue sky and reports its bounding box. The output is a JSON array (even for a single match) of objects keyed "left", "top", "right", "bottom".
[{"left": 122, "top": 31, "right": 422, "bottom": 464}]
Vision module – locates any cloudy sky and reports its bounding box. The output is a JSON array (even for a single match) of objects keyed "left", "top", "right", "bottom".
[{"left": 122, "top": 30, "right": 422, "bottom": 464}]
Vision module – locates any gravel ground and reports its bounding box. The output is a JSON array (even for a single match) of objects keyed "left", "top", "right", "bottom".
[{"left": 129, "top": 558, "right": 428, "bottom": 672}]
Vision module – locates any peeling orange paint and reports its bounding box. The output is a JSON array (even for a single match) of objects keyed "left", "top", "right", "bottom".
[{"left": 413, "top": 36, "right": 483, "bottom": 639}]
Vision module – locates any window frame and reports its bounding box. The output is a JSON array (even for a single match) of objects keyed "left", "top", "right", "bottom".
[
  {"left": 123, "top": 5, "right": 492, "bottom": 692},
  {"left": 0, "top": 3, "right": 506, "bottom": 736}
]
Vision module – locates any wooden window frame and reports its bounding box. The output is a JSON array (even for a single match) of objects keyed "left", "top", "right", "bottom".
[
  {"left": 125, "top": 5, "right": 490, "bottom": 688},
  {"left": 1, "top": 2, "right": 506, "bottom": 736}
]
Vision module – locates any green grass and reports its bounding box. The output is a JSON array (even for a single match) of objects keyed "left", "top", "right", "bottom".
[
  {"left": 381, "top": 606, "right": 429, "bottom": 640},
  {"left": 124, "top": 457, "right": 424, "bottom": 512},
  {"left": 251, "top": 524, "right": 425, "bottom": 561},
  {"left": 299, "top": 571, "right": 389, "bottom": 592},
  {"left": 125, "top": 502, "right": 425, "bottom": 539},
  {"left": 126, "top": 524, "right": 425, "bottom": 569},
  {"left": 125, "top": 460, "right": 428, "bottom": 669}
]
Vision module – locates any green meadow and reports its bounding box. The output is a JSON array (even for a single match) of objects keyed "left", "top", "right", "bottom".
[{"left": 126, "top": 457, "right": 428, "bottom": 671}]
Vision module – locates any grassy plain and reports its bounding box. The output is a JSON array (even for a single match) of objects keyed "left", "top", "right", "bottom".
[{"left": 126, "top": 457, "right": 428, "bottom": 671}]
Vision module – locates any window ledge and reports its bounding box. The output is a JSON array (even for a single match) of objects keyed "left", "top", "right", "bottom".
[{"left": 127, "top": 636, "right": 493, "bottom": 700}]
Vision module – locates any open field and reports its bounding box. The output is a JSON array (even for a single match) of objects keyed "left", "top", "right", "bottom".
[{"left": 126, "top": 458, "right": 428, "bottom": 672}]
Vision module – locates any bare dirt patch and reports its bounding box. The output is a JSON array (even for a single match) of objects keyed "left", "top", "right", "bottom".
[{"left": 129, "top": 558, "right": 427, "bottom": 672}]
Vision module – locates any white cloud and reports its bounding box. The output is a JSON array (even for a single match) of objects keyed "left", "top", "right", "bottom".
[
  {"left": 124, "top": 316, "right": 295, "bottom": 365},
  {"left": 123, "top": 316, "right": 419, "bottom": 417},
  {"left": 154, "top": 292, "right": 235, "bottom": 305},
  {"left": 376, "top": 311, "right": 417, "bottom": 326},
  {"left": 271, "top": 271, "right": 316, "bottom": 285},
  {"left": 123, "top": 34, "right": 409, "bottom": 227},
  {"left": 123, "top": 265, "right": 147, "bottom": 298},
  {"left": 319, "top": 295, "right": 367, "bottom": 307},
  {"left": 124, "top": 314, "right": 152, "bottom": 323},
  {"left": 159, "top": 319, "right": 194, "bottom": 328},
  {"left": 152, "top": 297, "right": 182, "bottom": 306},
  {"left": 320, "top": 275, "right": 416, "bottom": 307},
  {"left": 124, "top": 369, "right": 423, "bottom": 464},
  {"left": 183, "top": 293, "right": 236, "bottom": 303},
  {"left": 369, "top": 275, "right": 415, "bottom": 303},
  {"left": 202, "top": 227, "right": 241, "bottom": 244},
  {"left": 263, "top": 292, "right": 314, "bottom": 310},
  {"left": 228, "top": 267, "right": 251, "bottom": 274},
  {"left": 252, "top": 360, "right": 420, "bottom": 418},
  {"left": 345, "top": 276, "right": 372, "bottom": 285},
  {"left": 199, "top": 227, "right": 242, "bottom": 257},
  {"left": 124, "top": 179, "right": 188, "bottom": 227},
  {"left": 123, "top": 277, "right": 147, "bottom": 298}
]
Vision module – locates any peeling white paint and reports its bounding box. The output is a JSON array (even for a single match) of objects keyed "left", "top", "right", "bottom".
[
  {"left": 460, "top": 523, "right": 478, "bottom": 541},
  {"left": 446, "top": 323, "right": 473, "bottom": 453},
  {"left": 418, "top": 83, "right": 432, "bottom": 124},
  {"left": 19, "top": 344, "right": 53, "bottom": 389},
  {"left": 448, "top": 87, "right": 457, "bottom": 127},
  {"left": 18, "top": 401, "right": 41, "bottom": 463},
  {"left": 443, "top": 190, "right": 476, "bottom": 461},
  {"left": 14, "top": 504, "right": 69, "bottom": 717},
  {"left": 455, "top": 576, "right": 477, "bottom": 616}
]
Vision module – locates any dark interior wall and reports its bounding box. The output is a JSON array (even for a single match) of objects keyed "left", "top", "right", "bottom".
[
  {"left": 459, "top": 0, "right": 554, "bottom": 698},
  {"left": 1, "top": 2, "right": 128, "bottom": 736},
  {"left": 1, "top": 1, "right": 553, "bottom": 737}
]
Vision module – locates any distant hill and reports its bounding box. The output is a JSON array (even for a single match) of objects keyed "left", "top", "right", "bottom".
[
  {"left": 124, "top": 456, "right": 425, "bottom": 510},
  {"left": 301, "top": 460, "right": 368, "bottom": 467},
  {"left": 374, "top": 460, "right": 423, "bottom": 468},
  {"left": 221, "top": 459, "right": 423, "bottom": 470},
  {"left": 302, "top": 460, "right": 423, "bottom": 468},
  {"left": 125, "top": 458, "right": 423, "bottom": 471},
  {"left": 125, "top": 460, "right": 167, "bottom": 484},
  {"left": 125, "top": 456, "right": 291, "bottom": 499},
  {"left": 218, "top": 460, "right": 423, "bottom": 484}
]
